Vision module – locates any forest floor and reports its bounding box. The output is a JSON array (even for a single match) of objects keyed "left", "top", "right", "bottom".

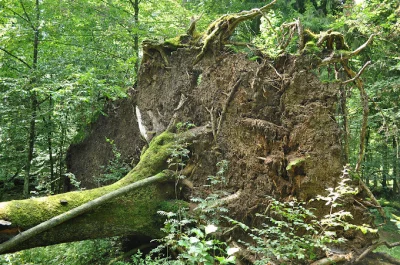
[{"left": 374, "top": 198, "right": 400, "bottom": 260}]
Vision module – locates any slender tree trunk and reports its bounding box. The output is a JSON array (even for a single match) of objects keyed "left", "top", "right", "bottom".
[
  {"left": 364, "top": 127, "right": 370, "bottom": 186},
  {"left": 393, "top": 137, "right": 399, "bottom": 193},
  {"left": 24, "top": 94, "right": 38, "bottom": 198},
  {"left": 23, "top": 0, "right": 40, "bottom": 198},
  {"left": 46, "top": 98, "right": 55, "bottom": 192},
  {"left": 382, "top": 141, "right": 388, "bottom": 189},
  {"left": 58, "top": 112, "right": 68, "bottom": 193},
  {"left": 128, "top": 0, "right": 140, "bottom": 74}
]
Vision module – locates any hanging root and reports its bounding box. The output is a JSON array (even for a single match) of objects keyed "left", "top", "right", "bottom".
[{"left": 217, "top": 78, "right": 242, "bottom": 136}]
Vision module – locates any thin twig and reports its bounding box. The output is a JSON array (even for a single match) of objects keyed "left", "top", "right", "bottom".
[{"left": 0, "top": 47, "right": 32, "bottom": 69}]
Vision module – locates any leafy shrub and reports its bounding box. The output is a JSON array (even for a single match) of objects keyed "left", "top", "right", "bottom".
[
  {"left": 226, "top": 166, "right": 376, "bottom": 264},
  {"left": 0, "top": 239, "right": 118, "bottom": 265},
  {"left": 96, "top": 138, "right": 130, "bottom": 186}
]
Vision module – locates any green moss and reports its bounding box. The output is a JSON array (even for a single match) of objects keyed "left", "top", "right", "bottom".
[
  {"left": 0, "top": 131, "right": 192, "bottom": 238},
  {"left": 286, "top": 156, "right": 308, "bottom": 172},
  {"left": 303, "top": 41, "right": 322, "bottom": 54},
  {"left": 304, "top": 29, "right": 319, "bottom": 40},
  {"left": 338, "top": 49, "right": 352, "bottom": 57},
  {"left": 164, "top": 36, "right": 181, "bottom": 47},
  {"left": 121, "top": 131, "right": 176, "bottom": 183}
]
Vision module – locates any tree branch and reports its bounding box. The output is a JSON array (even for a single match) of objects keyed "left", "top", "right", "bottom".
[
  {"left": 310, "top": 252, "right": 352, "bottom": 265},
  {"left": 4, "top": 7, "right": 30, "bottom": 24},
  {"left": 320, "top": 34, "right": 375, "bottom": 65},
  {"left": 0, "top": 47, "right": 32, "bottom": 69},
  {"left": 342, "top": 61, "right": 371, "bottom": 85},
  {"left": 0, "top": 172, "right": 175, "bottom": 255},
  {"left": 18, "top": 0, "right": 36, "bottom": 31},
  {"left": 217, "top": 78, "right": 241, "bottom": 136},
  {"left": 355, "top": 241, "right": 400, "bottom": 263}
]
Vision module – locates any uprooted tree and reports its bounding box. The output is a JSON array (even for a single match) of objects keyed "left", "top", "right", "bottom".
[{"left": 0, "top": 1, "right": 391, "bottom": 263}]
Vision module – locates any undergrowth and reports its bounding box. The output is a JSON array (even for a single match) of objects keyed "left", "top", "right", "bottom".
[{"left": 0, "top": 155, "right": 379, "bottom": 265}]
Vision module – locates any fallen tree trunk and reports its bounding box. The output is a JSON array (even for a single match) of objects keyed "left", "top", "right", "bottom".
[
  {"left": 0, "top": 128, "right": 210, "bottom": 253},
  {"left": 0, "top": 172, "right": 175, "bottom": 254},
  {"left": 0, "top": 2, "right": 387, "bottom": 263}
]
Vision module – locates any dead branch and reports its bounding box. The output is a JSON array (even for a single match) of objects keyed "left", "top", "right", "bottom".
[
  {"left": 355, "top": 241, "right": 400, "bottom": 263},
  {"left": 342, "top": 61, "right": 371, "bottom": 85},
  {"left": 358, "top": 177, "right": 386, "bottom": 220},
  {"left": 207, "top": 190, "right": 242, "bottom": 209},
  {"left": 310, "top": 252, "right": 353, "bottom": 265},
  {"left": 279, "top": 22, "right": 297, "bottom": 51},
  {"left": 364, "top": 252, "right": 400, "bottom": 265},
  {"left": 187, "top": 13, "right": 203, "bottom": 36},
  {"left": 297, "top": 18, "right": 305, "bottom": 50},
  {"left": 167, "top": 94, "right": 189, "bottom": 131},
  {"left": 350, "top": 34, "right": 376, "bottom": 57},
  {"left": 320, "top": 34, "right": 375, "bottom": 65},
  {"left": 217, "top": 78, "right": 242, "bottom": 136},
  {"left": 279, "top": 19, "right": 305, "bottom": 51}
]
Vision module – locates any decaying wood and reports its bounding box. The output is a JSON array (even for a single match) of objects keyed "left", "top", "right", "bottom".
[
  {"left": 205, "top": 106, "right": 217, "bottom": 142},
  {"left": 320, "top": 34, "right": 375, "bottom": 65},
  {"left": 240, "top": 118, "right": 289, "bottom": 140},
  {"left": 0, "top": 173, "right": 175, "bottom": 255},
  {"left": 280, "top": 19, "right": 304, "bottom": 51},
  {"left": 356, "top": 241, "right": 400, "bottom": 263},
  {"left": 217, "top": 78, "right": 242, "bottom": 136},
  {"left": 342, "top": 61, "right": 371, "bottom": 85},
  {"left": 187, "top": 14, "right": 203, "bottom": 36},
  {"left": 310, "top": 252, "right": 352, "bottom": 265}
]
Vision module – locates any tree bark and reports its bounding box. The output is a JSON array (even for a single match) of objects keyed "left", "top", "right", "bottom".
[{"left": 0, "top": 127, "right": 210, "bottom": 253}]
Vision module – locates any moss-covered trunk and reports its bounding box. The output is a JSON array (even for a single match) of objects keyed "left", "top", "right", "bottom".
[{"left": 0, "top": 129, "right": 210, "bottom": 253}]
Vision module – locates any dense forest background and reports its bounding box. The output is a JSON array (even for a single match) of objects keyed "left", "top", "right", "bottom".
[{"left": 0, "top": 0, "right": 399, "bottom": 264}]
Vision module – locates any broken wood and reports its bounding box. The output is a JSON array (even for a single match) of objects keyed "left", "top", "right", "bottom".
[
  {"left": 310, "top": 252, "right": 352, "bottom": 265},
  {"left": 355, "top": 241, "right": 400, "bottom": 263}
]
